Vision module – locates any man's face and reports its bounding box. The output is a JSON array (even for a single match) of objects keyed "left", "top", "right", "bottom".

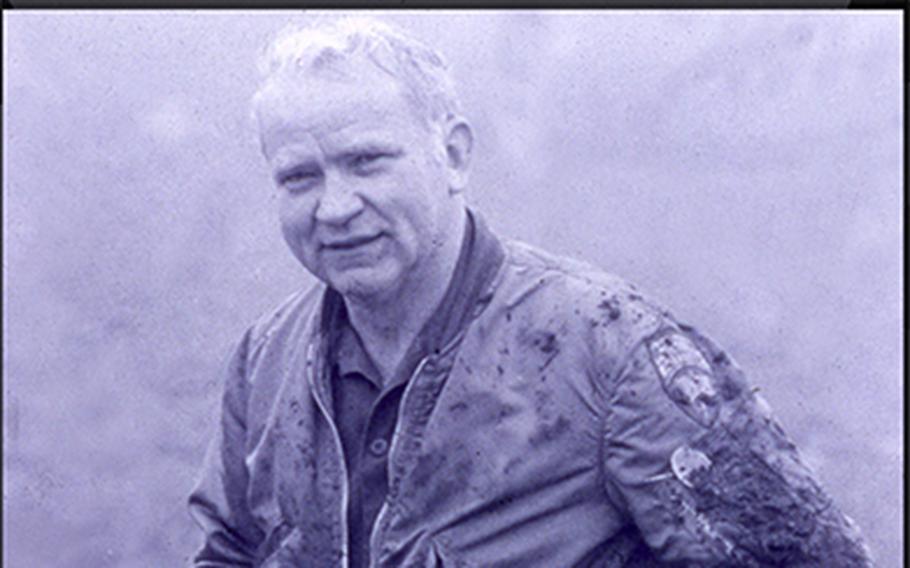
[{"left": 256, "top": 59, "right": 458, "bottom": 302}]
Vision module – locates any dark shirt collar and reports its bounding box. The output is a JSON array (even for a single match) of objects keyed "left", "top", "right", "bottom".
[{"left": 324, "top": 208, "right": 504, "bottom": 389}]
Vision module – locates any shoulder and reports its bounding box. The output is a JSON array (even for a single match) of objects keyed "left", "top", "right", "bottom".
[
  {"left": 495, "top": 239, "right": 671, "bottom": 363},
  {"left": 500, "top": 238, "right": 651, "bottom": 306},
  {"left": 216, "top": 282, "right": 326, "bottom": 433},
  {"left": 240, "top": 282, "right": 326, "bottom": 365}
]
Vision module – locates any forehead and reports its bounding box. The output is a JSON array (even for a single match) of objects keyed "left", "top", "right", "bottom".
[{"left": 256, "top": 58, "right": 426, "bottom": 159}]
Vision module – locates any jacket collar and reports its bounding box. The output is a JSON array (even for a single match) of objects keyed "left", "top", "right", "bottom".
[{"left": 320, "top": 208, "right": 505, "bottom": 389}]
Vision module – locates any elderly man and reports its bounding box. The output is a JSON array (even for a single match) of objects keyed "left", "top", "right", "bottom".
[{"left": 188, "top": 18, "right": 872, "bottom": 567}]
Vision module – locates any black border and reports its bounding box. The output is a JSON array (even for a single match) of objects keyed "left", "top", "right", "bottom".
[{"left": 2, "top": 1, "right": 907, "bottom": 9}]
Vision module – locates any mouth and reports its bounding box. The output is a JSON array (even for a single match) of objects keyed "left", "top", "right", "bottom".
[{"left": 322, "top": 233, "right": 383, "bottom": 251}]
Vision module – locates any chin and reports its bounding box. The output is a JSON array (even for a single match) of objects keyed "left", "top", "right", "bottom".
[{"left": 326, "top": 266, "right": 402, "bottom": 303}]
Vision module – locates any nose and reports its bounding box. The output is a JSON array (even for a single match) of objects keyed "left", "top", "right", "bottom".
[{"left": 314, "top": 173, "right": 363, "bottom": 226}]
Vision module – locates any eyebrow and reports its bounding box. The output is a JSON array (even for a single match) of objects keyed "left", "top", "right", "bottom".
[
  {"left": 332, "top": 144, "right": 404, "bottom": 162},
  {"left": 269, "top": 143, "right": 320, "bottom": 169},
  {"left": 335, "top": 141, "right": 402, "bottom": 159}
]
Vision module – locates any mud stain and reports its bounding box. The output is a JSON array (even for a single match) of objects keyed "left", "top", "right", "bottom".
[
  {"left": 672, "top": 428, "right": 841, "bottom": 565},
  {"left": 532, "top": 330, "right": 558, "bottom": 354},
  {"left": 598, "top": 297, "right": 622, "bottom": 321},
  {"left": 718, "top": 373, "right": 745, "bottom": 402},
  {"left": 408, "top": 447, "right": 476, "bottom": 517},
  {"left": 529, "top": 415, "right": 571, "bottom": 447},
  {"left": 503, "top": 457, "right": 524, "bottom": 476},
  {"left": 447, "top": 392, "right": 518, "bottom": 426},
  {"left": 524, "top": 329, "right": 561, "bottom": 371},
  {"left": 449, "top": 401, "right": 469, "bottom": 414},
  {"left": 533, "top": 388, "right": 553, "bottom": 418}
]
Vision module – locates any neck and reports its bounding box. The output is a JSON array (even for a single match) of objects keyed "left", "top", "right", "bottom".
[{"left": 343, "top": 207, "right": 468, "bottom": 382}]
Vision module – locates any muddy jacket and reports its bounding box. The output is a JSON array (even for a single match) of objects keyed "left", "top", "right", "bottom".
[{"left": 188, "top": 239, "right": 873, "bottom": 567}]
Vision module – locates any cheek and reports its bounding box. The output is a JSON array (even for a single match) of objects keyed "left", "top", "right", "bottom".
[{"left": 278, "top": 195, "right": 316, "bottom": 241}]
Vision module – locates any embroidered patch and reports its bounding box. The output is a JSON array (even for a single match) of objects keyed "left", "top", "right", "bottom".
[
  {"left": 648, "top": 331, "right": 711, "bottom": 377},
  {"left": 648, "top": 332, "right": 719, "bottom": 427}
]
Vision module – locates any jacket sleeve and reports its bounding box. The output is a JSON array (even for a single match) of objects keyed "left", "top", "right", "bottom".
[
  {"left": 601, "top": 321, "right": 873, "bottom": 567},
  {"left": 187, "top": 329, "right": 265, "bottom": 567}
]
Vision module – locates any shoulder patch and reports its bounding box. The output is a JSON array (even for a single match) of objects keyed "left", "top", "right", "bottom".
[{"left": 647, "top": 331, "right": 719, "bottom": 427}]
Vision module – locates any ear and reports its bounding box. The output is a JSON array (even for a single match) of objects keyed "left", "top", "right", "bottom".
[{"left": 442, "top": 117, "right": 474, "bottom": 195}]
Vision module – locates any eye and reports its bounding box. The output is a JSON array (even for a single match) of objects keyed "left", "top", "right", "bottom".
[
  {"left": 350, "top": 152, "right": 389, "bottom": 175},
  {"left": 278, "top": 169, "right": 321, "bottom": 192}
]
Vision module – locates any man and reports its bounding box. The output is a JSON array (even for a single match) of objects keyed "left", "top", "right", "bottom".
[{"left": 188, "top": 17, "right": 873, "bottom": 567}]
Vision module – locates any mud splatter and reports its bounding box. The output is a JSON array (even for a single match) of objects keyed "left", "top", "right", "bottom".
[
  {"left": 532, "top": 331, "right": 558, "bottom": 353},
  {"left": 449, "top": 401, "right": 469, "bottom": 414},
  {"left": 598, "top": 298, "right": 622, "bottom": 321},
  {"left": 524, "top": 329, "right": 560, "bottom": 371},
  {"left": 661, "top": 425, "right": 871, "bottom": 565},
  {"left": 407, "top": 448, "right": 476, "bottom": 518},
  {"left": 448, "top": 392, "right": 517, "bottom": 425},
  {"left": 717, "top": 372, "right": 745, "bottom": 401},
  {"left": 533, "top": 388, "right": 553, "bottom": 418},
  {"left": 503, "top": 457, "right": 524, "bottom": 476},
  {"left": 529, "top": 415, "right": 571, "bottom": 447}
]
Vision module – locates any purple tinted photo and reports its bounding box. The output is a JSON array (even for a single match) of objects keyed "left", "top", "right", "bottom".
[{"left": 3, "top": 10, "right": 901, "bottom": 567}]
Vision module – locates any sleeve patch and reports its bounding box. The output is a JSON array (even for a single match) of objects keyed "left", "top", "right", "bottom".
[
  {"left": 647, "top": 331, "right": 719, "bottom": 427},
  {"left": 648, "top": 330, "right": 711, "bottom": 377}
]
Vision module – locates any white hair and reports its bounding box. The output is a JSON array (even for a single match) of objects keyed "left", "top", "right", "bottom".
[{"left": 252, "top": 17, "right": 461, "bottom": 130}]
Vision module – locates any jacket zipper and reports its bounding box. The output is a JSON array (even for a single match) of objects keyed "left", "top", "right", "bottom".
[
  {"left": 369, "top": 354, "right": 431, "bottom": 559},
  {"left": 306, "top": 341, "right": 350, "bottom": 568}
]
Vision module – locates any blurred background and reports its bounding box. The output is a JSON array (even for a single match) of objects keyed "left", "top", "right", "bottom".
[{"left": 3, "top": 11, "right": 902, "bottom": 567}]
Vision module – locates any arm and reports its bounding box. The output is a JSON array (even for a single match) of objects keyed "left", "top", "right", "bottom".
[
  {"left": 187, "top": 330, "right": 265, "bottom": 567},
  {"left": 601, "top": 321, "right": 873, "bottom": 566}
]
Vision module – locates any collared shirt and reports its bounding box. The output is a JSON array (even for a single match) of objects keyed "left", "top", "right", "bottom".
[{"left": 325, "top": 209, "right": 505, "bottom": 568}]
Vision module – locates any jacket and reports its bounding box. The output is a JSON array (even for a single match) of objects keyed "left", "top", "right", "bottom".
[{"left": 188, "top": 237, "right": 873, "bottom": 567}]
